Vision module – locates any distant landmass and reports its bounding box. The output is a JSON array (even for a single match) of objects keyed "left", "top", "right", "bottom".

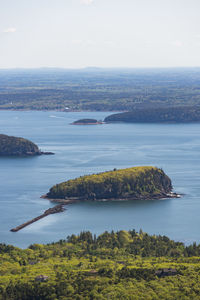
[
  {"left": 104, "top": 106, "right": 200, "bottom": 123},
  {"left": 0, "top": 134, "right": 54, "bottom": 156},
  {"left": 1, "top": 68, "right": 200, "bottom": 111},
  {"left": 72, "top": 119, "right": 103, "bottom": 125},
  {"left": 45, "top": 166, "right": 178, "bottom": 201}
]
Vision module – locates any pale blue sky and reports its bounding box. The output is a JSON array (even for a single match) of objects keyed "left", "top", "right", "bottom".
[{"left": 0, "top": 0, "right": 200, "bottom": 68}]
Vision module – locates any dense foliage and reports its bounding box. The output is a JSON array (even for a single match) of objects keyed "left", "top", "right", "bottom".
[
  {"left": 72, "top": 119, "right": 99, "bottom": 124},
  {"left": 105, "top": 106, "right": 200, "bottom": 123},
  {"left": 47, "top": 166, "right": 172, "bottom": 200},
  {"left": 1, "top": 230, "right": 200, "bottom": 299},
  {"left": 0, "top": 134, "right": 40, "bottom": 156},
  {"left": 1, "top": 68, "right": 200, "bottom": 111}
]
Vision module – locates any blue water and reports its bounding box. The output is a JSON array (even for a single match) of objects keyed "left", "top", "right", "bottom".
[{"left": 0, "top": 111, "right": 200, "bottom": 248}]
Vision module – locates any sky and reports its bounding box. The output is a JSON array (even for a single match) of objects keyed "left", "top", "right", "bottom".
[{"left": 0, "top": 0, "right": 200, "bottom": 69}]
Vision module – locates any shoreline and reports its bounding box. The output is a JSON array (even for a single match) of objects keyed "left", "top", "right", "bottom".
[
  {"left": 10, "top": 190, "right": 182, "bottom": 234},
  {"left": 0, "top": 151, "right": 54, "bottom": 157},
  {"left": 0, "top": 108, "right": 122, "bottom": 113},
  {"left": 71, "top": 122, "right": 104, "bottom": 125},
  {"left": 42, "top": 192, "right": 181, "bottom": 204}
]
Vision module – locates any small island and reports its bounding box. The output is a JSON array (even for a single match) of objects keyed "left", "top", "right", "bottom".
[
  {"left": 44, "top": 166, "right": 178, "bottom": 202},
  {"left": 71, "top": 119, "right": 103, "bottom": 125},
  {"left": 104, "top": 106, "right": 200, "bottom": 123},
  {"left": 0, "top": 134, "right": 54, "bottom": 156}
]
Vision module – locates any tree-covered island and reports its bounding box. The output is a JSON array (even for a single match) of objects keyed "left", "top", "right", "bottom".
[
  {"left": 45, "top": 166, "right": 178, "bottom": 201},
  {"left": 0, "top": 134, "right": 54, "bottom": 156},
  {"left": 104, "top": 106, "right": 200, "bottom": 123},
  {"left": 71, "top": 119, "right": 103, "bottom": 125}
]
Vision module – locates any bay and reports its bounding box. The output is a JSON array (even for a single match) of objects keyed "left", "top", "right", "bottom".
[{"left": 0, "top": 111, "right": 200, "bottom": 247}]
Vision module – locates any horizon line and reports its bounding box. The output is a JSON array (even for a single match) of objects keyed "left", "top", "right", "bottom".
[{"left": 0, "top": 66, "right": 200, "bottom": 71}]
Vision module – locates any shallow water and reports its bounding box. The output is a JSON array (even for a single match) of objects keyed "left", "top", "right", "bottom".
[{"left": 0, "top": 111, "right": 200, "bottom": 247}]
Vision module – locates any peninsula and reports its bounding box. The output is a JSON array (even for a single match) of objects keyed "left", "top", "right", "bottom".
[
  {"left": 104, "top": 106, "right": 200, "bottom": 123},
  {"left": 0, "top": 134, "right": 54, "bottom": 156},
  {"left": 45, "top": 166, "right": 178, "bottom": 202},
  {"left": 71, "top": 118, "right": 103, "bottom": 125}
]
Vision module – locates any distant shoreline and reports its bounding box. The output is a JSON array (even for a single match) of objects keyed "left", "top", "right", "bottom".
[
  {"left": 0, "top": 108, "right": 122, "bottom": 112},
  {"left": 71, "top": 122, "right": 104, "bottom": 125}
]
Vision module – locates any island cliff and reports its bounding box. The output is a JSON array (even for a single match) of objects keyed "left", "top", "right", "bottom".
[
  {"left": 45, "top": 166, "right": 177, "bottom": 201},
  {"left": 0, "top": 134, "right": 54, "bottom": 156}
]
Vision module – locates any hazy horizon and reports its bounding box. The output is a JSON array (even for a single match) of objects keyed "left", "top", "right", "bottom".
[
  {"left": 1, "top": 0, "right": 200, "bottom": 69},
  {"left": 1, "top": 66, "right": 200, "bottom": 71}
]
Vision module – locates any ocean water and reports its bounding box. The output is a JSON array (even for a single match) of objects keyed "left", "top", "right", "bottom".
[{"left": 0, "top": 111, "right": 200, "bottom": 248}]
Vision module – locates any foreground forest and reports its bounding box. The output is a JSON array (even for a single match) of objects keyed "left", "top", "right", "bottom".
[
  {"left": 1, "top": 230, "right": 200, "bottom": 299},
  {"left": 1, "top": 68, "right": 200, "bottom": 111}
]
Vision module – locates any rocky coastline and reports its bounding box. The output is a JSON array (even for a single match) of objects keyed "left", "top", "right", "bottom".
[{"left": 43, "top": 192, "right": 181, "bottom": 204}]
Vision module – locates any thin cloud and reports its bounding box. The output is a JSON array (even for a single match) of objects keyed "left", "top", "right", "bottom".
[
  {"left": 71, "top": 39, "right": 115, "bottom": 47},
  {"left": 2, "top": 27, "right": 17, "bottom": 33},
  {"left": 103, "top": 41, "right": 115, "bottom": 46},
  {"left": 71, "top": 39, "right": 96, "bottom": 46},
  {"left": 172, "top": 40, "right": 183, "bottom": 47},
  {"left": 72, "top": 39, "right": 83, "bottom": 45},
  {"left": 80, "top": 0, "right": 94, "bottom": 5}
]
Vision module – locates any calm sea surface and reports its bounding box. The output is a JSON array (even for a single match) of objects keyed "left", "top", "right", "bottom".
[{"left": 0, "top": 111, "right": 200, "bottom": 248}]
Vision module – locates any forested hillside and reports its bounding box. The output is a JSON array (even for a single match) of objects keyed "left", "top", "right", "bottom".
[{"left": 1, "top": 230, "right": 200, "bottom": 299}]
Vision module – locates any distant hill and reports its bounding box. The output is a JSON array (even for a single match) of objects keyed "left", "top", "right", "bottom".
[
  {"left": 104, "top": 106, "right": 200, "bottom": 123},
  {"left": 0, "top": 134, "right": 54, "bottom": 156},
  {"left": 45, "top": 166, "right": 176, "bottom": 201}
]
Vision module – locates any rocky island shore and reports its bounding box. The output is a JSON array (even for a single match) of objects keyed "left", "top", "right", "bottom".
[
  {"left": 44, "top": 166, "right": 179, "bottom": 202},
  {"left": 0, "top": 134, "right": 54, "bottom": 156}
]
